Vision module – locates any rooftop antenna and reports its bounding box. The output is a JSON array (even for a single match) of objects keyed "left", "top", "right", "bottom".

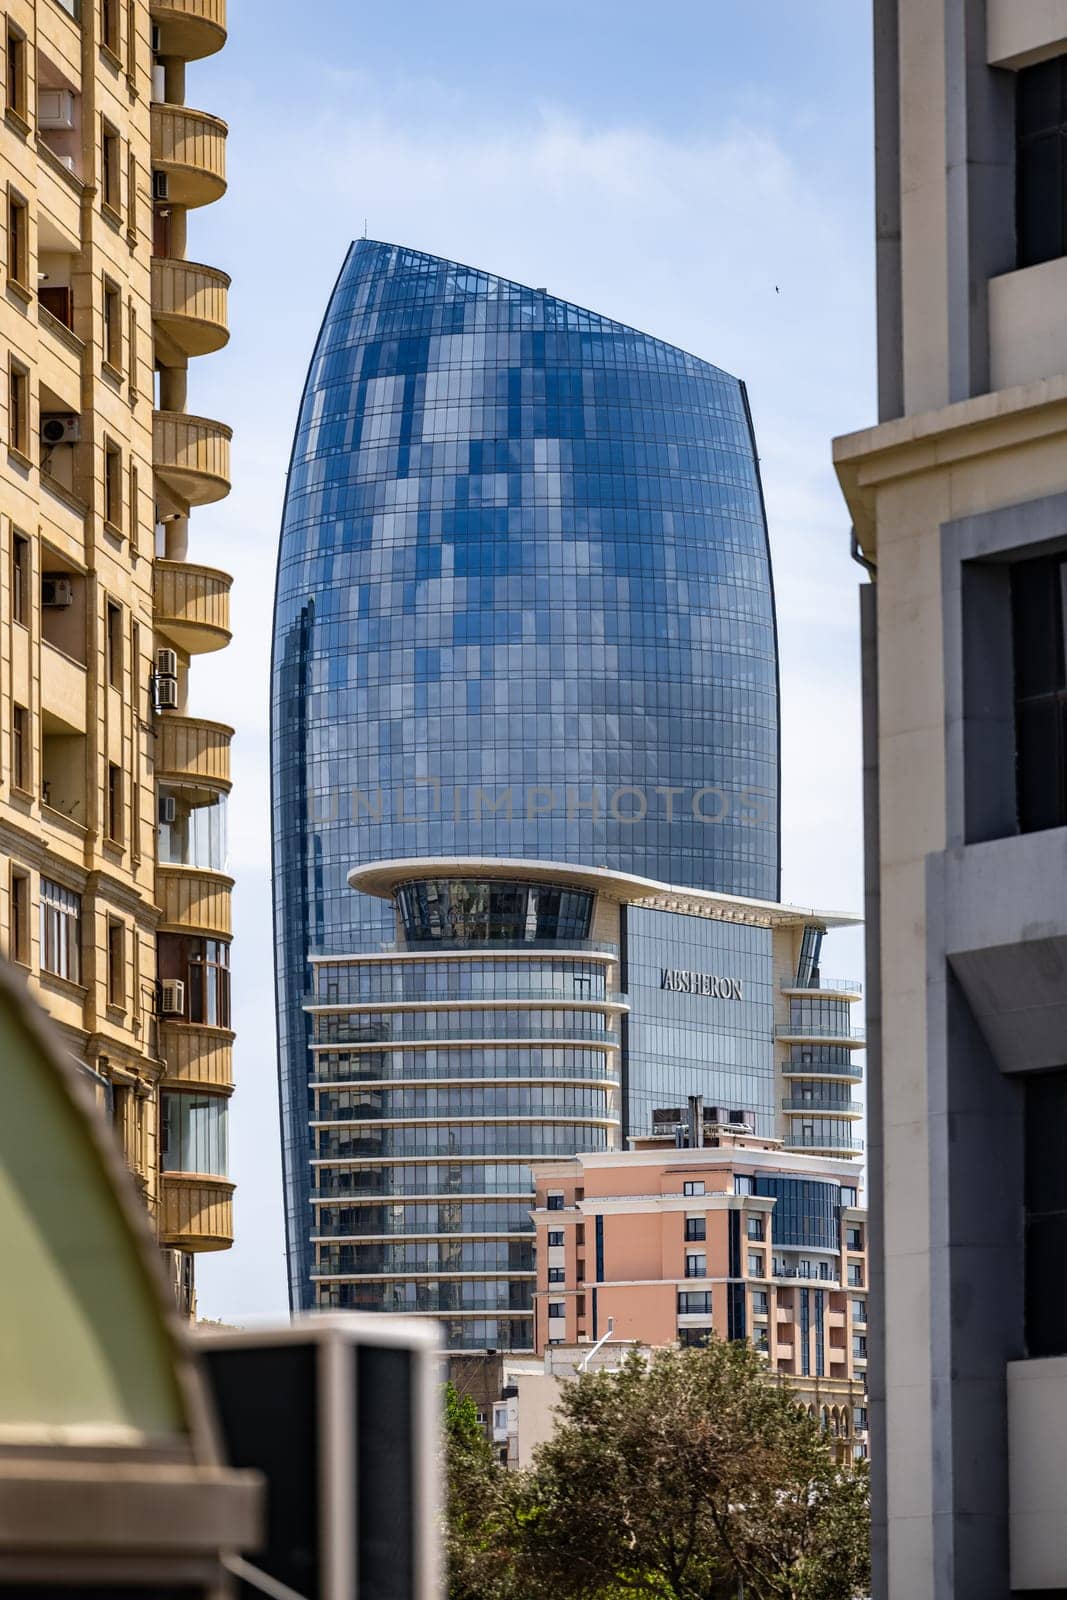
[{"left": 362, "top": 217, "right": 367, "bottom": 238}]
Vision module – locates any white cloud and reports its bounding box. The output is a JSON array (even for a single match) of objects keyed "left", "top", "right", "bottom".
[{"left": 192, "top": 89, "right": 874, "bottom": 1320}]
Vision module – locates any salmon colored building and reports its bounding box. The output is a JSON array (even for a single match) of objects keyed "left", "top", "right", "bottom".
[{"left": 530, "top": 1118, "right": 869, "bottom": 1454}]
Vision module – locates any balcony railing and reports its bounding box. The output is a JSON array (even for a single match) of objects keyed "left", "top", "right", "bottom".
[
  {"left": 154, "top": 560, "right": 232, "bottom": 655},
  {"left": 783, "top": 1134, "right": 865, "bottom": 1153},
  {"left": 160, "top": 1172, "right": 234, "bottom": 1251},
  {"left": 150, "top": 0, "right": 227, "bottom": 59},
  {"left": 159, "top": 1020, "right": 234, "bottom": 1091},
  {"left": 311, "top": 1018, "right": 619, "bottom": 1046},
  {"left": 377, "top": 938, "right": 620, "bottom": 958},
  {"left": 776, "top": 1023, "right": 866, "bottom": 1043},
  {"left": 782, "top": 1058, "right": 864, "bottom": 1081},
  {"left": 156, "top": 714, "right": 233, "bottom": 787},
  {"left": 781, "top": 1098, "right": 862, "bottom": 1118},
  {"left": 154, "top": 410, "right": 231, "bottom": 507},
  {"left": 157, "top": 864, "right": 234, "bottom": 938},
  {"left": 151, "top": 103, "right": 227, "bottom": 208},
  {"left": 781, "top": 977, "right": 863, "bottom": 997},
  {"left": 152, "top": 257, "right": 230, "bottom": 358}
]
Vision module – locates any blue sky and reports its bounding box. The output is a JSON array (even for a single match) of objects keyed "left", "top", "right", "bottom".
[{"left": 190, "top": 0, "right": 876, "bottom": 1321}]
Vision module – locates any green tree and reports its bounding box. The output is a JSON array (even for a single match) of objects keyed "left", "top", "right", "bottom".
[
  {"left": 504, "top": 1342, "right": 869, "bottom": 1600},
  {"left": 443, "top": 1382, "right": 523, "bottom": 1600}
]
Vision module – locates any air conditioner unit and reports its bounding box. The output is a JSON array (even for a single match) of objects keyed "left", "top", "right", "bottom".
[
  {"left": 155, "top": 676, "right": 179, "bottom": 711},
  {"left": 159, "top": 978, "right": 185, "bottom": 1016},
  {"left": 40, "top": 413, "right": 80, "bottom": 446},
  {"left": 41, "top": 576, "right": 74, "bottom": 608},
  {"left": 156, "top": 647, "right": 178, "bottom": 679},
  {"left": 37, "top": 88, "right": 76, "bottom": 130},
  {"left": 152, "top": 170, "right": 169, "bottom": 201},
  {"left": 158, "top": 794, "right": 177, "bottom": 825}
]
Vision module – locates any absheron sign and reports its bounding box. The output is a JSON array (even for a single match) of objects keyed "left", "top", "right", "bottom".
[{"left": 660, "top": 969, "right": 744, "bottom": 999}]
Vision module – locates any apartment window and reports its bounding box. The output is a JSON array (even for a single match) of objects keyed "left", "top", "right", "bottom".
[
  {"left": 684, "top": 1216, "right": 706, "bottom": 1242},
  {"left": 683, "top": 1180, "right": 705, "bottom": 1197},
  {"left": 685, "top": 1252, "right": 707, "bottom": 1279},
  {"left": 187, "top": 938, "right": 230, "bottom": 1026},
  {"left": 101, "top": 120, "right": 121, "bottom": 214},
  {"left": 107, "top": 918, "right": 125, "bottom": 1007},
  {"left": 753, "top": 1328, "right": 769, "bottom": 1354},
  {"left": 40, "top": 877, "right": 80, "bottom": 982},
  {"left": 11, "top": 530, "right": 28, "bottom": 623},
  {"left": 854, "top": 1406, "right": 868, "bottom": 1432},
  {"left": 9, "top": 868, "right": 29, "bottom": 964},
  {"left": 1011, "top": 553, "right": 1067, "bottom": 833},
  {"left": 547, "top": 1301, "right": 565, "bottom": 1320},
  {"left": 125, "top": 1, "right": 137, "bottom": 81},
  {"left": 128, "top": 460, "right": 139, "bottom": 551},
  {"left": 12, "top": 704, "right": 29, "bottom": 791},
  {"left": 851, "top": 1298, "right": 867, "bottom": 1324},
  {"left": 752, "top": 1289, "right": 769, "bottom": 1316},
  {"left": 847, "top": 1263, "right": 864, "bottom": 1288},
  {"left": 547, "top": 1229, "right": 564, "bottom": 1248},
  {"left": 6, "top": 26, "right": 27, "bottom": 125},
  {"left": 547, "top": 1267, "right": 565, "bottom": 1284},
  {"left": 1017, "top": 56, "right": 1067, "bottom": 270},
  {"left": 840, "top": 1185, "right": 858, "bottom": 1208},
  {"left": 853, "top": 1335, "right": 868, "bottom": 1359},
  {"left": 734, "top": 1175, "right": 754, "bottom": 1196},
  {"left": 107, "top": 762, "right": 123, "bottom": 843},
  {"left": 678, "top": 1328, "right": 709, "bottom": 1349},
  {"left": 546, "top": 1191, "right": 564, "bottom": 1211},
  {"left": 100, "top": 0, "right": 120, "bottom": 59},
  {"left": 7, "top": 191, "right": 28, "bottom": 289},
  {"left": 161, "top": 1091, "right": 228, "bottom": 1176},
  {"left": 677, "top": 1291, "right": 711, "bottom": 1316},
  {"left": 747, "top": 1216, "right": 765, "bottom": 1241},
  {"left": 104, "top": 439, "right": 122, "bottom": 529},
  {"left": 106, "top": 600, "right": 122, "bottom": 684},
  {"left": 9, "top": 360, "right": 29, "bottom": 456},
  {"left": 1025, "top": 1069, "right": 1067, "bottom": 1357},
  {"left": 846, "top": 1224, "right": 863, "bottom": 1251},
  {"left": 748, "top": 1252, "right": 765, "bottom": 1278},
  {"left": 102, "top": 279, "right": 122, "bottom": 369}
]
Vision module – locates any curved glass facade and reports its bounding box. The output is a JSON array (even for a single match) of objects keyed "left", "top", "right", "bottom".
[{"left": 273, "top": 240, "right": 780, "bottom": 1314}]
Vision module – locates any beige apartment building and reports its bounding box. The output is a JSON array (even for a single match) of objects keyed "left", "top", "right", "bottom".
[
  {"left": 835, "top": 1, "right": 1067, "bottom": 1594},
  {"left": 528, "top": 1122, "right": 869, "bottom": 1457},
  {"left": 0, "top": 0, "right": 233, "bottom": 1313}
]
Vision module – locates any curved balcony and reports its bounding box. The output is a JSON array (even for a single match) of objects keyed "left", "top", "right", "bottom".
[
  {"left": 154, "top": 560, "right": 232, "bottom": 655},
  {"left": 160, "top": 1020, "right": 235, "bottom": 1091},
  {"left": 152, "top": 258, "right": 230, "bottom": 359},
  {"left": 150, "top": 0, "right": 227, "bottom": 60},
  {"left": 157, "top": 863, "right": 234, "bottom": 938},
  {"left": 160, "top": 1172, "right": 234, "bottom": 1251},
  {"left": 781, "top": 1098, "right": 862, "bottom": 1120},
  {"left": 151, "top": 103, "right": 227, "bottom": 209},
  {"left": 156, "top": 714, "right": 233, "bottom": 789},
  {"left": 775, "top": 1023, "right": 866, "bottom": 1047},
  {"left": 154, "top": 411, "right": 231, "bottom": 507},
  {"left": 781, "top": 1059, "right": 864, "bottom": 1083}
]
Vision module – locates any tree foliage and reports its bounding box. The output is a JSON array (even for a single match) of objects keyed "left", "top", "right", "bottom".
[{"left": 444, "top": 1343, "right": 869, "bottom": 1600}]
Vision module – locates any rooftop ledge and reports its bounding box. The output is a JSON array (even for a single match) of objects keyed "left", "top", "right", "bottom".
[{"left": 347, "top": 857, "right": 859, "bottom": 931}]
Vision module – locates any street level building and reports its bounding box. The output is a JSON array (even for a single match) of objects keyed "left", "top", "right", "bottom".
[
  {"left": 528, "top": 1122, "right": 868, "bottom": 1458},
  {"left": 835, "top": 2, "right": 1067, "bottom": 1593},
  {"left": 0, "top": 0, "right": 234, "bottom": 1312},
  {"left": 304, "top": 856, "right": 863, "bottom": 1352}
]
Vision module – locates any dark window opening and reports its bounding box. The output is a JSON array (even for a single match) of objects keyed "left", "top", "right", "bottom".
[
  {"left": 1011, "top": 553, "right": 1067, "bottom": 833},
  {"left": 1025, "top": 1068, "right": 1067, "bottom": 1358},
  {"left": 1017, "top": 55, "right": 1067, "bottom": 270}
]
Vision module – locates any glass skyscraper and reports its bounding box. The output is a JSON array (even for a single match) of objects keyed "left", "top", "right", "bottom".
[{"left": 272, "top": 241, "right": 793, "bottom": 1330}]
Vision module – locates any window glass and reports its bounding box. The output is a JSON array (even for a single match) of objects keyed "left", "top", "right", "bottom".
[
  {"left": 40, "top": 877, "right": 80, "bottom": 982},
  {"left": 158, "top": 785, "right": 229, "bottom": 871},
  {"left": 161, "top": 1091, "right": 228, "bottom": 1175}
]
